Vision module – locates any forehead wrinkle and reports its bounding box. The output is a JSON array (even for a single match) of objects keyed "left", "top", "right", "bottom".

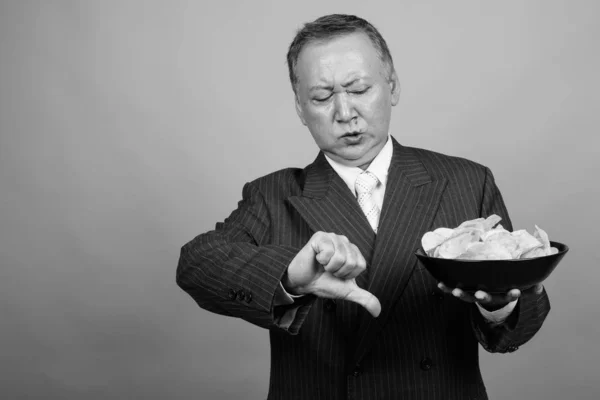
[
  {"left": 320, "top": 54, "right": 371, "bottom": 85},
  {"left": 308, "top": 73, "right": 367, "bottom": 94},
  {"left": 296, "top": 33, "right": 386, "bottom": 95}
]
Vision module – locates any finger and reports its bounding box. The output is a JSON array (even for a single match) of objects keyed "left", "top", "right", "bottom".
[
  {"left": 333, "top": 265, "right": 353, "bottom": 279},
  {"left": 345, "top": 287, "right": 382, "bottom": 318},
  {"left": 331, "top": 239, "right": 356, "bottom": 278},
  {"left": 437, "top": 282, "right": 453, "bottom": 294},
  {"left": 506, "top": 289, "right": 521, "bottom": 302},
  {"left": 312, "top": 234, "right": 335, "bottom": 266},
  {"left": 452, "top": 288, "right": 476, "bottom": 303},
  {"left": 474, "top": 290, "right": 491, "bottom": 303},
  {"left": 325, "top": 236, "right": 351, "bottom": 276},
  {"left": 342, "top": 244, "right": 367, "bottom": 280}
]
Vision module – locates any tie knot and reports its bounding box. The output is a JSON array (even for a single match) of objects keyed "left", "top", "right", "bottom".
[{"left": 355, "top": 171, "right": 379, "bottom": 196}]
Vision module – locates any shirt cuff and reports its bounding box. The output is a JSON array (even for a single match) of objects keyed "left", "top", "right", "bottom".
[
  {"left": 273, "top": 282, "right": 305, "bottom": 306},
  {"left": 273, "top": 283, "right": 307, "bottom": 330},
  {"left": 276, "top": 304, "right": 300, "bottom": 329},
  {"left": 476, "top": 299, "right": 518, "bottom": 325}
]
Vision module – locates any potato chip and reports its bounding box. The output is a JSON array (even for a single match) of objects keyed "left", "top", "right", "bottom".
[
  {"left": 421, "top": 227, "right": 455, "bottom": 255},
  {"left": 458, "top": 214, "right": 502, "bottom": 233},
  {"left": 520, "top": 246, "right": 547, "bottom": 258},
  {"left": 434, "top": 227, "right": 455, "bottom": 238},
  {"left": 421, "top": 214, "right": 557, "bottom": 260},
  {"left": 422, "top": 231, "right": 447, "bottom": 255},
  {"left": 520, "top": 225, "right": 555, "bottom": 258},
  {"left": 533, "top": 225, "right": 550, "bottom": 250},
  {"left": 457, "top": 217, "right": 484, "bottom": 229},
  {"left": 480, "top": 225, "right": 510, "bottom": 241},
  {"left": 460, "top": 241, "right": 512, "bottom": 260},
  {"left": 437, "top": 228, "right": 481, "bottom": 259},
  {"left": 511, "top": 230, "right": 544, "bottom": 257}
]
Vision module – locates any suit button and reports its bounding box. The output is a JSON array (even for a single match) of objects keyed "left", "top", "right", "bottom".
[
  {"left": 228, "top": 289, "right": 237, "bottom": 300},
  {"left": 236, "top": 290, "right": 246, "bottom": 301},
  {"left": 507, "top": 345, "right": 519, "bottom": 353},
  {"left": 324, "top": 299, "right": 336, "bottom": 312},
  {"left": 352, "top": 365, "right": 362, "bottom": 377},
  {"left": 431, "top": 290, "right": 444, "bottom": 300},
  {"left": 420, "top": 357, "right": 433, "bottom": 371},
  {"left": 244, "top": 292, "right": 252, "bottom": 303}
]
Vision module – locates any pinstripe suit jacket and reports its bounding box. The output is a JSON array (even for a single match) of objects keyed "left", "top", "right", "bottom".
[{"left": 177, "top": 137, "right": 551, "bottom": 400}]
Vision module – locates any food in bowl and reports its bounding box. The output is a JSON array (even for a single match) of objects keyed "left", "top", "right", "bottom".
[{"left": 421, "top": 215, "right": 559, "bottom": 260}]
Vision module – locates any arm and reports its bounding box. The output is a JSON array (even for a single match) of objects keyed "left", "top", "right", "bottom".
[
  {"left": 176, "top": 182, "right": 314, "bottom": 334},
  {"left": 470, "top": 167, "right": 551, "bottom": 353},
  {"left": 471, "top": 284, "right": 550, "bottom": 353}
]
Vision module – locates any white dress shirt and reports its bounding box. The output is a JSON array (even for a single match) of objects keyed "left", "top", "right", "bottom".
[
  {"left": 324, "top": 134, "right": 393, "bottom": 213},
  {"left": 277, "top": 135, "right": 517, "bottom": 326}
]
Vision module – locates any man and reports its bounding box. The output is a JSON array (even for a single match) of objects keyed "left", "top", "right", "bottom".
[{"left": 177, "top": 14, "right": 550, "bottom": 400}]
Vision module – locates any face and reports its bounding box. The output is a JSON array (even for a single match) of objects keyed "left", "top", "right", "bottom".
[{"left": 294, "top": 32, "right": 400, "bottom": 168}]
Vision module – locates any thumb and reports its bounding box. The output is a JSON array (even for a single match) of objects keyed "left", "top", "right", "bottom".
[{"left": 344, "top": 285, "right": 382, "bottom": 318}]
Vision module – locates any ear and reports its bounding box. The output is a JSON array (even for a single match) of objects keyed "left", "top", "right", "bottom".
[
  {"left": 389, "top": 71, "right": 401, "bottom": 106},
  {"left": 295, "top": 94, "right": 307, "bottom": 126}
]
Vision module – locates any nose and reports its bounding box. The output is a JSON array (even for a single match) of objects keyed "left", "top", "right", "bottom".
[{"left": 333, "top": 93, "right": 356, "bottom": 123}]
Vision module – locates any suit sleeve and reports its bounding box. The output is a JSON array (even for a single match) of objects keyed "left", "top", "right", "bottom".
[
  {"left": 176, "top": 181, "right": 315, "bottom": 334},
  {"left": 470, "top": 167, "right": 552, "bottom": 353}
]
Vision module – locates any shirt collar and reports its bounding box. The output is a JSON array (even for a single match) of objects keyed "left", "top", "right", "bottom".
[{"left": 324, "top": 135, "right": 393, "bottom": 195}]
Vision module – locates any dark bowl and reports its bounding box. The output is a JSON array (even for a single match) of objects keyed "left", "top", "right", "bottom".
[{"left": 414, "top": 241, "right": 569, "bottom": 293}]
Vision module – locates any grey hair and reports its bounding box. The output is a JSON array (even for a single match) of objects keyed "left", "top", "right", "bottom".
[{"left": 286, "top": 14, "right": 395, "bottom": 94}]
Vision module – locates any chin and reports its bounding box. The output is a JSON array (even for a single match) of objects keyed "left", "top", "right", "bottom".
[{"left": 338, "top": 152, "right": 374, "bottom": 167}]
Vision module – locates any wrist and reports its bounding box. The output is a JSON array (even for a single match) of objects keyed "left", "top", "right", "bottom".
[{"left": 282, "top": 270, "right": 302, "bottom": 295}]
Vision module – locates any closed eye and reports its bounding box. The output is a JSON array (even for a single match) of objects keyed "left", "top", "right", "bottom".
[
  {"left": 350, "top": 87, "right": 369, "bottom": 95},
  {"left": 314, "top": 94, "right": 332, "bottom": 102}
]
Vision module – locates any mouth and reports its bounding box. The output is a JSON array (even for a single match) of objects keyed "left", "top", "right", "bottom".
[
  {"left": 341, "top": 131, "right": 365, "bottom": 145},
  {"left": 341, "top": 131, "right": 363, "bottom": 138}
]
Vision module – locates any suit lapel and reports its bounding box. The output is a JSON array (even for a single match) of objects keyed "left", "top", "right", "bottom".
[
  {"left": 352, "top": 139, "right": 448, "bottom": 366},
  {"left": 288, "top": 152, "right": 377, "bottom": 265},
  {"left": 287, "top": 141, "right": 448, "bottom": 366}
]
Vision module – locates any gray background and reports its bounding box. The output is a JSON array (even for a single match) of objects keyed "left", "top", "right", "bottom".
[{"left": 1, "top": 1, "right": 598, "bottom": 399}]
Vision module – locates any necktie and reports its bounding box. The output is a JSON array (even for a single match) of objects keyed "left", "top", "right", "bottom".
[{"left": 355, "top": 171, "right": 380, "bottom": 233}]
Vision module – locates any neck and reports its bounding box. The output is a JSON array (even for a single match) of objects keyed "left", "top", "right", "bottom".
[{"left": 357, "top": 161, "right": 371, "bottom": 170}]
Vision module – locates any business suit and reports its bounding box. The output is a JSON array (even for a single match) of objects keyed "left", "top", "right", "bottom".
[{"left": 176, "top": 137, "right": 551, "bottom": 399}]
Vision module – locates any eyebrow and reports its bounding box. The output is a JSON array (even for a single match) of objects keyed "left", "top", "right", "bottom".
[
  {"left": 309, "top": 78, "right": 364, "bottom": 93},
  {"left": 342, "top": 78, "right": 361, "bottom": 88}
]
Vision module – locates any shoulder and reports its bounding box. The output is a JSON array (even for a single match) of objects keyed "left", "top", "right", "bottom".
[
  {"left": 404, "top": 145, "right": 492, "bottom": 183},
  {"left": 244, "top": 167, "right": 306, "bottom": 199}
]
